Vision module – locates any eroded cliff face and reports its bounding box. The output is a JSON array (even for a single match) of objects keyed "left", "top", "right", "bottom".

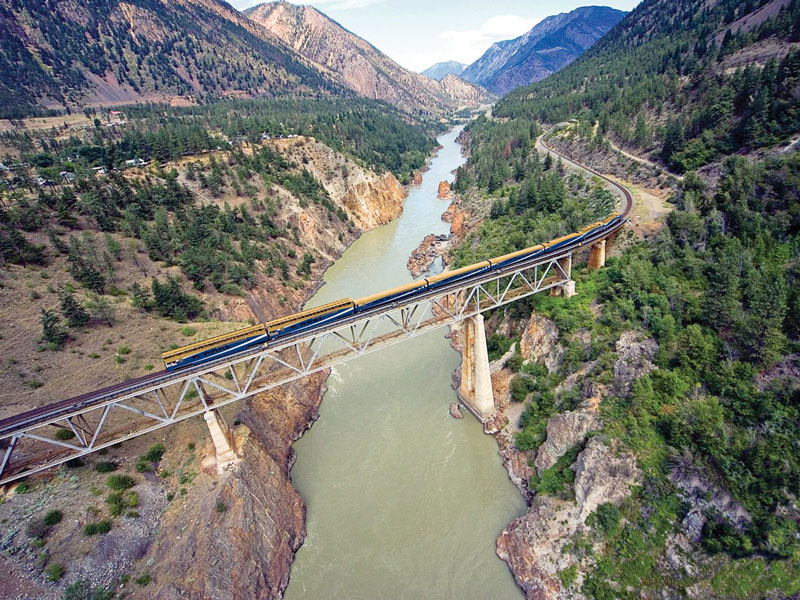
[
  {"left": 132, "top": 140, "right": 407, "bottom": 599},
  {"left": 141, "top": 374, "right": 328, "bottom": 600}
]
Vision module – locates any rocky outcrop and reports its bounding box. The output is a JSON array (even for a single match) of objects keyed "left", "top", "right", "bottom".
[
  {"left": 449, "top": 403, "right": 464, "bottom": 419},
  {"left": 534, "top": 408, "right": 601, "bottom": 474},
  {"left": 276, "top": 137, "right": 406, "bottom": 230},
  {"left": 573, "top": 437, "right": 638, "bottom": 520},
  {"left": 437, "top": 180, "right": 451, "bottom": 199},
  {"left": 613, "top": 330, "right": 658, "bottom": 394},
  {"left": 406, "top": 234, "right": 450, "bottom": 277},
  {"left": 438, "top": 74, "right": 491, "bottom": 106},
  {"left": 519, "top": 313, "right": 563, "bottom": 372},
  {"left": 497, "top": 437, "right": 639, "bottom": 599},
  {"left": 145, "top": 373, "right": 328, "bottom": 600}
]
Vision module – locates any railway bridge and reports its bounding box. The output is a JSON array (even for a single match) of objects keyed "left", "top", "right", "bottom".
[{"left": 0, "top": 132, "right": 633, "bottom": 485}]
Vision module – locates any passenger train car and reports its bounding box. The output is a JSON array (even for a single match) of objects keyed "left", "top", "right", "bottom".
[{"left": 162, "top": 213, "right": 623, "bottom": 371}]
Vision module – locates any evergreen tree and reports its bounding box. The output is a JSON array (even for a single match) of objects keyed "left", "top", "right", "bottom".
[
  {"left": 40, "top": 308, "right": 66, "bottom": 347},
  {"left": 58, "top": 288, "right": 89, "bottom": 328}
]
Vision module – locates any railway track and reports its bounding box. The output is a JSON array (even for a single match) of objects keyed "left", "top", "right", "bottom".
[{"left": 0, "top": 131, "right": 636, "bottom": 482}]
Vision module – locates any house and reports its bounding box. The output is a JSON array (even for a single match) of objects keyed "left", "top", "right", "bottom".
[
  {"left": 60, "top": 171, "right": 76, "bottom": 183},
  {"left": 124, "top": 158, "right": 146, "bottom": 167}
]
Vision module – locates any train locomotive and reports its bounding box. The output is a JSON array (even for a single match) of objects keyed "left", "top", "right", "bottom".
[{"left": 162, "top": 213, "right": 622, "bottom": 372}]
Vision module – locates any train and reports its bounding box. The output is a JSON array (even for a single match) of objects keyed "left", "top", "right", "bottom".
[{"left": 162, "top": 212, "right": 623, "bottom": 371}]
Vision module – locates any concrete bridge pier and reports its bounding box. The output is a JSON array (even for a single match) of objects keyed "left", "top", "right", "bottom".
[
  {"left": 588, "top": 240, "right": 606, "bottom": 270},
  {"left": 457, "top": 313, "right": 495, "bottom": 422},
  {"left": 204, "top": 409, "right": 237, "bottom": 472},
  {"left": 550, "top": 254, "right": 576, "bottom": 298}
]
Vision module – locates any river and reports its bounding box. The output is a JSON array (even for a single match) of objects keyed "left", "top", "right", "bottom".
[{"left": 283, "top": 126, "right": 525, "bottom": 600}]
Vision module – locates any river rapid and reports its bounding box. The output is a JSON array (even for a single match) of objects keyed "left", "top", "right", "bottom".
[{"left": 283, "top": 127, "right": 525, "bottom": 599}]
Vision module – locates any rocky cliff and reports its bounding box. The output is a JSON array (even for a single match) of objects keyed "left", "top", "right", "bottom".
[
  {"left": 461, "top": 6, "right": 626, "bottom": 96},
  {"left": 246, "top": 2, "right": 489, "bottom": 114}
]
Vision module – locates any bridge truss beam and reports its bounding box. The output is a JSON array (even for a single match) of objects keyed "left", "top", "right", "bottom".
[{"left": 0, "top": 254, "right": 574, "bottom": 485}]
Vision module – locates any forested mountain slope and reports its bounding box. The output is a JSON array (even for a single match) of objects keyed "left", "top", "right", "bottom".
[
  {"left": 0, "top": 0, "right": 343, "bottom": 119},
  {"left": 461, "top": 6, "right": 625, "bottom": 96},
  {"left": 450, "top": 1, "right": 800, "bottom": 598},
  {"left": 497, "top": 0, "right": 800, "bottom": 172}
]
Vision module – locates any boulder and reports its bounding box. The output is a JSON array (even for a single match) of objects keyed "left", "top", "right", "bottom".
[
  {"left": 573, "top": 436, "right": 639, "bottom": 521},
  {"left": 519, "top": 314, "right": 563, "bottom": 373},
  {"left": 449, "top": 403, "right": 464, "bottom": 419},
  {"left": 613, "top": 330, "right": 658, "bottom": 394},
  {"left": 437, "top": 180, "right": 451, "bottom": 198},
  {"left": 534, "top": 408, "right": 601, "bottom": 474}
]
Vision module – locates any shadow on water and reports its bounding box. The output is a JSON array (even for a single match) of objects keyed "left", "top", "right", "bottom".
[{"left": 283, "top": 127, "right": 525, "bottom": 600}]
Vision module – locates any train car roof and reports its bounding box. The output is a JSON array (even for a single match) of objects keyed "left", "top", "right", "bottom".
[
  {"left": 425, "top": 260, "right": 491, "bottom": 286},
  {"left": 162, "top": 324, "right": 266, "bottom": 360},
  {"left": 265, "top": 297, "right": 354, "bottom": 329},
  {"left": 489, "top": 244, "right": 545, "bottom": 266},
  {"left": 355, "top": 279, "right": 428, "bottom": 307}
]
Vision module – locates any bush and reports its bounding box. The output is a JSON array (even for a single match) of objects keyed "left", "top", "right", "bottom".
[
  {"left": 94, "top": 461, "right": 118, "bottom": 473},
  {"left": 135, "top": 457, "right": 153, "bottom": 473},
  {"left": 54, "top": 428, "right": 75, "bottom": 441},
  {"left": 134, "top": 573, "right": 151, "bottom": 586},
  {"left": 45, "top": 562, "right": 64, "bottom": 582},
  {"left": 62, "top": 580, "right": 113, "bottom": 600},
  {"left": 143, "top": 443, "right": 166, "bottom": 463},
  {"left": 215, "top": 501, "right": 226, "bottom": 513},
  {"left": 83, "top": 520, "right": 112, "bottom": 536},
  {"left": 43, "top": 510, "right": 63, "bottom": 527},
  {"left": 589, "top": 503, "right": 621, "bottom": 538},
  {"left": 106, "top": 474, "right": 136, "bottom": 491},
  {"left": 27, "top": 518, "right": 49, "bottom": 539},
  {"left": 15, "top": 482, "right": 30, "bottom": 494}
]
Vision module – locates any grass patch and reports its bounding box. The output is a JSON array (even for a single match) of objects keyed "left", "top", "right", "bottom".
[{"left": 180, "top": 326, "right": 196, "bottom": 337}]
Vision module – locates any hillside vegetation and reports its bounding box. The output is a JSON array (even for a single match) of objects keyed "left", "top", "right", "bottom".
[
  {"left": 453, "top": 0, "right": 800, "bottom": 597},
  {"left": 0, "top": 0, "right": 345, "bottom": 119},
  {"left": 498, "top": 0, "right": 800, "bottom": 172}
]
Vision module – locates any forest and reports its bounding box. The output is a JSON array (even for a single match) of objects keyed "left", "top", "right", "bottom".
[{"left": 1, "top": 97, "right": 437, "bottom": 184}]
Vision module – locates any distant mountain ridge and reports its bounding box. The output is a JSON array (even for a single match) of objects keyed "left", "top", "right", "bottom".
[
  {"left": 0, "top": 0, "right": 343, "bottom": 118},
  {"left": 245, "top": 2, "right": 490, "bottom": 115},
  {"left": 461, "top": 5, "right": 626, "bottom": 96},
  {"left": 422, "top": 61, "right": 467, "bottom": 81}
]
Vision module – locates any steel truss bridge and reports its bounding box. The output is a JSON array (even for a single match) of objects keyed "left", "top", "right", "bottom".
[{"left": 0, "top": 132, "right": 633, "bottom": 486}]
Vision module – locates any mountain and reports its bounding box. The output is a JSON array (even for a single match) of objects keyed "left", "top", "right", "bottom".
[
  {"left": 461, "top": 6, "right": 626, "bottom": 96},
  {"left": 498, "top": 0, "right": 800, "bottom": 169},
  {"left": 438, "top": 73, "right": 492, "bottom": 106},
  {"left": 421, "top": 61, "right": 467, "bottom": 81},
  {"left": 0, "top": 0, "right": 345, "bottom": 118},
  {"left": 245, "top": 2, "right": 489, "bottom": 115}
]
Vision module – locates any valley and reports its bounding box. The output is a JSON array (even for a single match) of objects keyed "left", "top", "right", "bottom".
[{"left": 1, "top": 0, "right": 800, "bottom": 599}]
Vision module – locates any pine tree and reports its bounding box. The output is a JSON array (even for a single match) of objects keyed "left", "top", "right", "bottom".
[
  {"left": 40, "top": 308, "right": 67, "bottom": 348},
  {"left": 59, "top": 288, "right": 89, "bottom": 328}
]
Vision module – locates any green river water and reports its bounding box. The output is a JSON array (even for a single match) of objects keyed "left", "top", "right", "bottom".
[{"left": 283, "top": 126, "right": 525, "bottom": 600}]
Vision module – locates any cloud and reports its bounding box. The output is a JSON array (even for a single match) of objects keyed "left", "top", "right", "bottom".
[{"left": 438, "top": 14, "right": 540, "bottom": 64}]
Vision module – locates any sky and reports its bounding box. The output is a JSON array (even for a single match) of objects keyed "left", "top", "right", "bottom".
[{"left": 230, "top": 0, "right": 641, "bottom": 72}]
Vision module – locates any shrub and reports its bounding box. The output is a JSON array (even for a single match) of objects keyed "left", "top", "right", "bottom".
[
  {"left": 143, "top": 443, "right": 166, "bottom": 463},
  {"left": 589, "top": 503, "right": 622, "bottom": 538},
  {"left": 135, "top": 457, "right": 153, "bottom": 473},
  {"left": 43, "top": 510, "right": 63, "bottom": 527},
  {"left": 134, "top": 573, "right": 151, "bottom": 586},
  {"left": 83, "top": 520, "right": 112, "bottom": 535},
  {"left": 94, "top": 461, "right": 118, "bottom": 473},
  {"left": 106, "top": 474, "right": 136, "bottom": 491},
  {"left": 15, "top": 482, "right": 30, "bottom": 494},
  {"left": 215, "top": 502, "right": 226, "bottom": 513},
  {"left": 117, "top": 345, "right": 131, "bottom": 356},
  {"left": 180, "top": 326, "right": 196, "bottom": 337},
  {"left": 45, "top": 562, "right": 64, "bottom": 582},
  {"left": 558, "top": 564, "right": 578, "bottom": 589},
  {"left": 55, "top": 428, "right": 75, "bottom": 441},
  {"left": 27, "top": 518, "right": 49, "bottom": 539},
  {"left": 62, "top": 580, "right": 113, "bottom": 600}
]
